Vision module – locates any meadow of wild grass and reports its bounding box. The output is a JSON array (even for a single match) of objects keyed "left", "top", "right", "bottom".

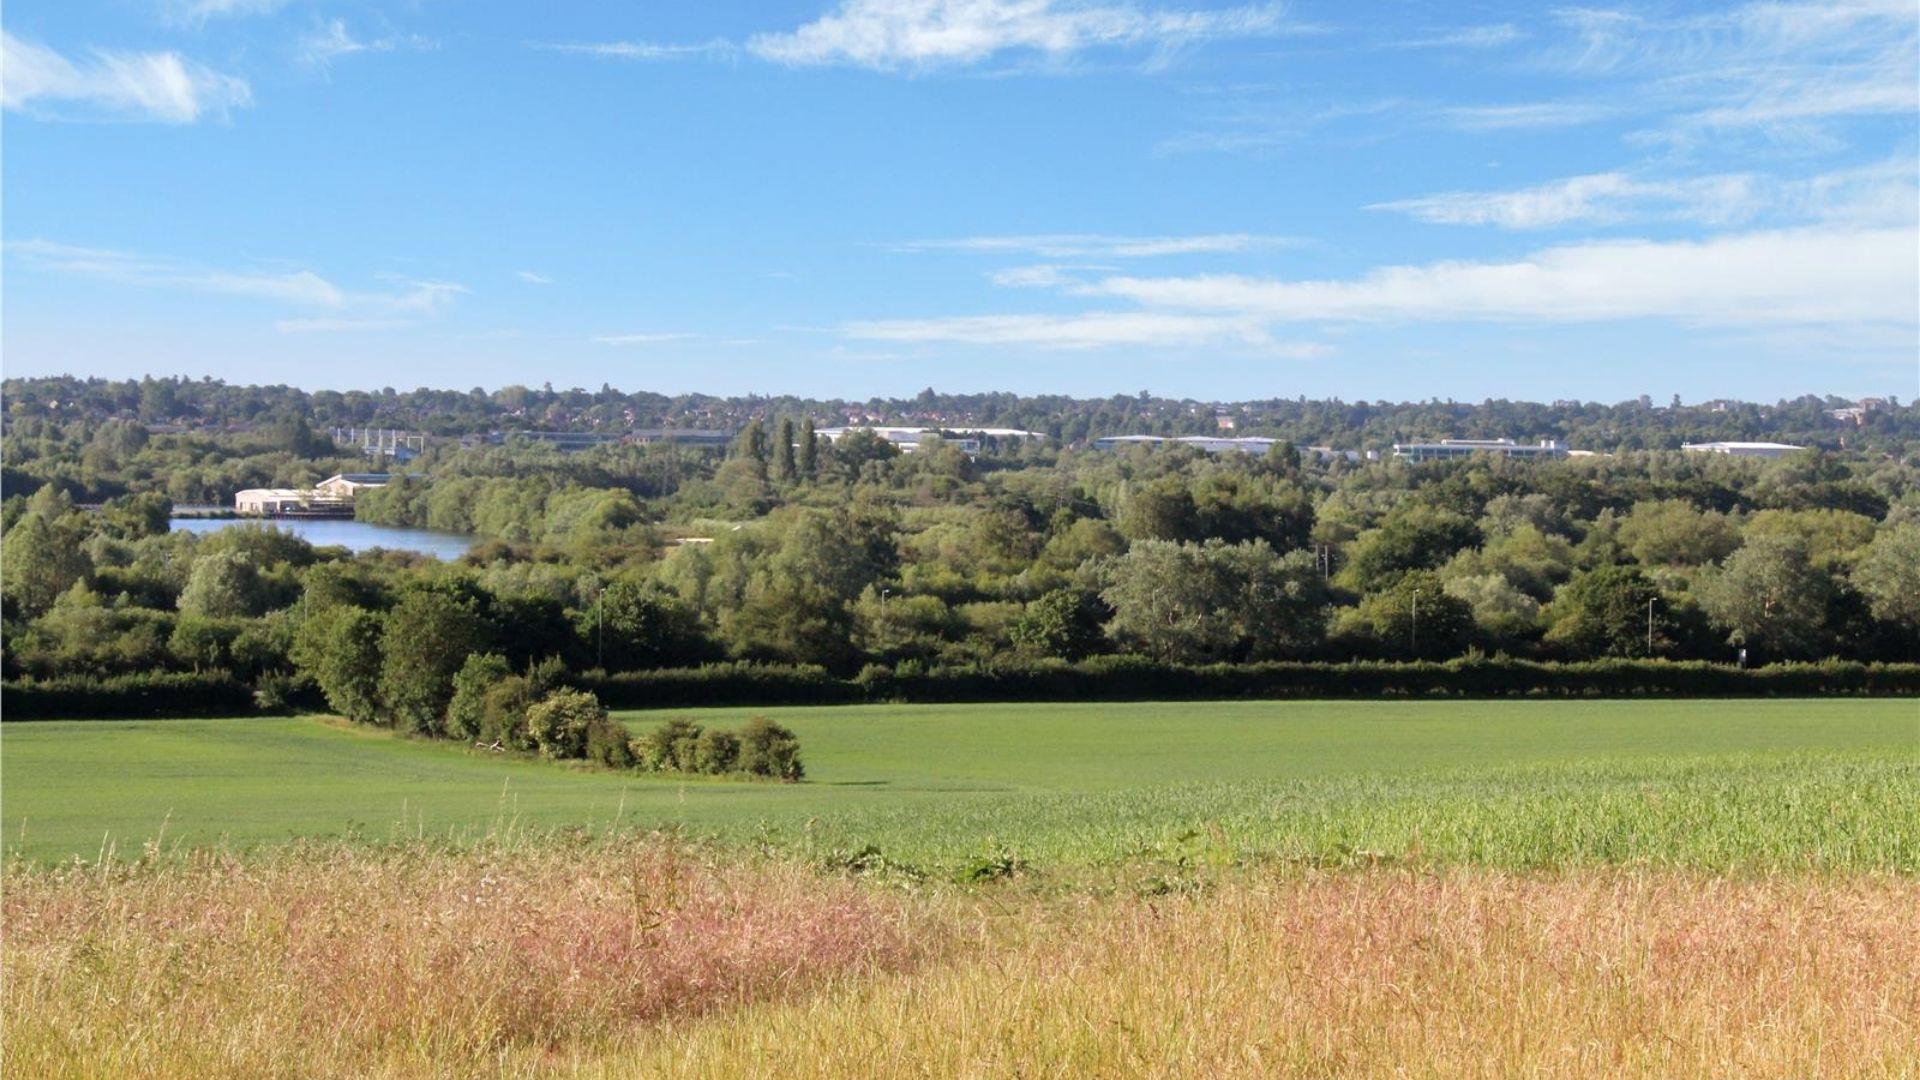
[
  {"left": 1, "top": 836, "right": 925, "bottom": 1079},
  {"left": 5, "top": 839, "right": 1915, "bottom": 1078},
  {"left": 614, "top": 870, "right": 1920, "bottom": 1079},
  {"left": 4, "top": 699, "right": 1916, "bottom": 873}
]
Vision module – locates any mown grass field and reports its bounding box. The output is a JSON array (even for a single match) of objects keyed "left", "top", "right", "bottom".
[{"left": 5, "top": 698, "right": 1916, "bottom": 873}]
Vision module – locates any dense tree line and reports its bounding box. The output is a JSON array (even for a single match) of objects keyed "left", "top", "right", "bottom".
[
  {"left": 4, "top": 380, "right": 1918, "bottom": 720},
  {"left": 8, "top": 375, "right": 1916, "bottom": 463}
]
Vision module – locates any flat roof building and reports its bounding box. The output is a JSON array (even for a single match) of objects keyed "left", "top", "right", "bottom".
[
  {"left": 1392, "top": 439, "right": 1568, "bottom": 462},
  {"left": 815, "top": 425, "right": 1043, "bottom": 454},
  {"left": 1091, "top": 435, "right": 1362, "bottom": 460},
  {"left": 234, "top": 488, "right": 309, "bottom": 515},
  {"left": 1680, "top": 441, "right": 1806, "bottom": 458},
  {"left": 314, "top": 473, "right": 394, "bottom": 499}
]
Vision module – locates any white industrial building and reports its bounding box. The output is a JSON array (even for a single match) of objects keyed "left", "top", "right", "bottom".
[
  {"left": 233, "top": 488, "right": 311, "bottom": 515},
  {"left": 1392, "top": 439, "right": 1568, "bottom": 462},
  {"left": 1680, "top": 441, "right": 1806, "bottom": 459},
  {"left": 814, "top": 426, "right": 1043, "bottom": 454},
  {"left": 235, "top": 473, "right": 393, "bottom": 516},
  {"left": 1091, "top": 435, "right": 1363, "bottom": 460}
]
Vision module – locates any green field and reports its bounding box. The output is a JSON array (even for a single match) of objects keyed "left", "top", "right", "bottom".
[{"left": 4, "top": 700, "right": 1916, "bottom": 872}]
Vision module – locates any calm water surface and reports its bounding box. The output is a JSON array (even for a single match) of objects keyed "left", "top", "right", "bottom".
[{"left": 168, "top": 517, "right": 476, "bottom": 560}]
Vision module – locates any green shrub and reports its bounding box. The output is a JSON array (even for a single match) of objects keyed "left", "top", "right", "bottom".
[
  {"left": 446, "top": 653, "right": 512, "bottom": 741},
  {"left": 693, "top": 728, "right": 741, "bottom": 774},
  {"left": 478, "top": 675, "right": 535, "bottom": 749},
  {"left": 522, "top": 688, "right": 605, "bottom": 760},
  {"left": 584, "top": 714, "right": 634, "bottom": 768},
  {"left": 738, "top": 716, "right": 804, "bottom": 780},
  {"left": 636, "top": 717, "right": 703, "bottom": 772}
]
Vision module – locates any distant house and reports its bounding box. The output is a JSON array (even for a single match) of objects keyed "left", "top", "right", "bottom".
[
  {"left": 1680, "top": 441, "right": 1806, "bottom": 459},
  {"left": 313, "top": 473, "right": 394, "bottom": 499},
  {"left": 233, "top": 488, "right": 309, "bottom": 515},
  {"left": 237, "top": 473, "right": 393, "bottom": 516}
]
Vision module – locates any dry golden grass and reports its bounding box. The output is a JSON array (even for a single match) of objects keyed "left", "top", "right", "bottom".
[
  {"left": 2, "top": 837, "right": 924, "bottom": 1079},
  {"left": 613, "top": 871, "right": 1920, "bottom": 1079},
  {"left": 7, "top": 844, "right": 1917, "bottom": 1078}
]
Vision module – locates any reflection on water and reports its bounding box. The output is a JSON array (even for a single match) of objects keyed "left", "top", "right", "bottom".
[{"left": 168, "top": 517, "right": 476, "bottom": 561}]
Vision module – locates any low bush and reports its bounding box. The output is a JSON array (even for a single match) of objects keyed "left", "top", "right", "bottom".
[
  {"left": 693, "top": 728, "right": 740, "bottom": 774},
  {"left": 523, "top": 688, "right": 605, "bottom": 760},
  {"left": 634, "top": 717, "right": 703, "bottom": 772},
  {"left": 738, "top": 717, "right": 805, "bottom": 781},
  {"left": 2, "top": 672, "right": 256, "bottom": 720},
  {"left": 584, "top": 713, "right": 635, "bottom": 768},
  {"left": 634, "top": 716, "right": 804, "bottom": 780}
]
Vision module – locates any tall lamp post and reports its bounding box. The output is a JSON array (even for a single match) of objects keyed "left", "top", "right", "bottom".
[{"left": 1646, "top": 596, "right": 1657, "bottom": 656}]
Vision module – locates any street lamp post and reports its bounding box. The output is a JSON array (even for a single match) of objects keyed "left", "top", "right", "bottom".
[{"left": 1646, "top": 596, "right": 1656, "bottom": 656}]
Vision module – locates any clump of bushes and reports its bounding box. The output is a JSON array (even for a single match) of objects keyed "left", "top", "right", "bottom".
[
  {"left": 443, "top": 653, "right": 626, "bottom": 767},
  {"left": 632, "top": 715, "right": 804, "bottom": 781}
]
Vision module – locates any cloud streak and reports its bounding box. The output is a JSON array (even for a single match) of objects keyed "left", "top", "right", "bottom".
[
  {"left": 1370, "top": 160, "right": 1919, "bottom": 230},
  {"left": 8, "top": 240, "right": 467, "bottom": 330},
  {"left": 1092, "top": 226, "right": 1918, "bottom": 326},
  {"left": 894, "top": 232, "right": 1299, "bottom": 257},
  {"left": 748, "top": 0, "right": 1287, "bottom": 70},
  {"left": 543, "top": 1, "right": 1290, "bottom": 72},
  {"left": 842, "top": 311, "right": 1294, "bottom": 349},
  {"left": 1, "top": 31, "right": 251, "bottom": 123},
  {"left": 593, "top": 332, "right": 703, "bottom": 345},
  {"left": 298, "top": 21, "right": 436, "bottom": 70}
]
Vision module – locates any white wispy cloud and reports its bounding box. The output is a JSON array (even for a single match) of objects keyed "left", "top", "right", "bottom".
[
  {"left": 987, "top": 264, "right": 1110, "bottom": 289},
  {"left": 539, "top": 1, "right": 1288, "bottom": 71},
  {"left": 517, "top": 270, "right": 554, "bottom": 285},
  {"left": 1370, "top": 159, "right": 1919, "bottom": 230},
  {"left": 299, "top": 20, "right": 436, "bottom": 70},
  {"left": 534, "top": 40, "right": 735, "bottom": 61},
  {"left": 1, "top": 31, "right": 251, "bottom": 123},
  {"left": 160, "top": 0, "right": 290, "bottom": 23},
  {"left": 8, "top": 240, "right": 467, "bottom": 328},
  {"left": 1541, "top": 1, "right": 1918, "bottom": 138},
  {"left": 746, "top": 0, "right": 1288, "bottom": 70},
  {"left": 593, "top": 332, "right": 703, "bottom": 345},
  {"left": 1437, "top": 102, "right": 1618, "bottom": 132},
  {"left": 275, "top": 317, "right": 410, "bottom": 334},
  {"left": 1369, "top": 173, "right": 1762, "bottom": 229},
  {"left": 1091, "top": 226, "right": 1918, "bottom": 326},
  {"left": 1390, "top": 24, "right": 1523, "bottom": 50},
  {"left": 894, "top": 232, "right": 1298, "bottom": 257},
  {"left": 842, "top": 311, "right": 1291, "bottom": 350}
]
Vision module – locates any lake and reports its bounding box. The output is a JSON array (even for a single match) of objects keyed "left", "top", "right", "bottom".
[{"left": 168, "top": 517, "right": 477, "bottom": 560}]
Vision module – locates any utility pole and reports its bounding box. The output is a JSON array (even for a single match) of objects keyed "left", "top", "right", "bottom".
[
  {"left": 1410, "top": 589, "right": 1420, "bottom": 655},
  {"left": 1647, "top": 597, "right": 1656, "bottom": 656},
  {"left": 595, "top": 582, "right": 605, "bottom": 671}
]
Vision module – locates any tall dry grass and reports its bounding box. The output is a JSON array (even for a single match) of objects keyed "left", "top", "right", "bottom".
[
  {"left": 2, "top": 837, "right": 924, "bottom": 1078},
  {"left": 616, "top": 871, "right": 1920, "bottom": 1079},
  {"left": 8, "top": 845, "right": 1917, "bottom": 1078}
]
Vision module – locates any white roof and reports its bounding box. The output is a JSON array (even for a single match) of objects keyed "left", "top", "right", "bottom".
[
  {"left": 820, "top": 425, "right": 1042, "bottom": 440},
  {"left": 1682, "top": 441, "right": 1805, "bottom": 451},
  {"left": 235, "top": 488, "right": 306, "bottom": 499}
]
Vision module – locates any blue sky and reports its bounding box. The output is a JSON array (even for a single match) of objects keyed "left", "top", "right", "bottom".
[{"left": 3, "top": 0, "right": 1915, "bottom": 402}]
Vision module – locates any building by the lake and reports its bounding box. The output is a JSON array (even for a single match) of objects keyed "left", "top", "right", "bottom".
[{"left": 235, "top": 473, "right": 393, "bottom": 516}]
